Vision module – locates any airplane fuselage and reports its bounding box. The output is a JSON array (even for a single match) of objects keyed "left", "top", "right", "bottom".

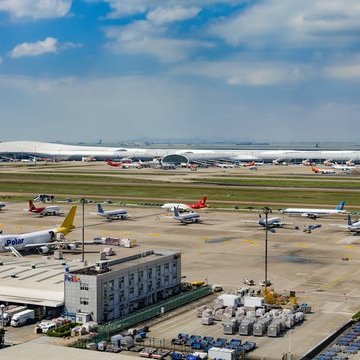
[
  {"left": 281, "top": 208, "right": 345, "bottom": 218},
  {"left": 0, "top": 229, "right": 55, "bottom": 252}
]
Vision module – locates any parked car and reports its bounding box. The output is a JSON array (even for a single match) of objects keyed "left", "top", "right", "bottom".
[
  {"left": 259, "top": 280, "right": 272, "bottom": 287},
  {"left": 244, "top": 278, "right": 255, "bottom": 286}
]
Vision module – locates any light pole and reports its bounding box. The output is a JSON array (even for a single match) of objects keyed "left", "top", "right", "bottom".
[
  {"left": 0, "top": 303, "right": 5, "bottom": 349},
  {"left": 80, "top": 198, "right": 86, "bottom": 263},
  {"left": 0, "top": 304, "right": 4, "bottom": 330},
  {"left": 263, "top": 206, "right": 271, "bottom": 290}
]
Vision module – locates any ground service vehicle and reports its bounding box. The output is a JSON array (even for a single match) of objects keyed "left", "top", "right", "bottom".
[{"left": 10, "top": 309, "right": 35, "bottom": 327}]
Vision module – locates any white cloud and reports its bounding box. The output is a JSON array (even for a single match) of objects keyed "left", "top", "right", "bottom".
[
  {"left": 10, "top": 37, "right": 58, "bottom": 58},
  {"left": 0, "top": 0, "right": 72, "bottom": 20},
  {"left": 105, "top": 21, "right": 214, "bottom": 63},
  {"left": 147, "top": 6, "right": 200, "bottom": 25},
  {"left": 324, "top": 61, "right": 360, "bottom": 80},
  {"left": 95, "top": 0, "right": 243, "bottom": 18},
  {"left": 210, "top": 0, "right": 360, "bottom": 48},
  {"left": 10, "top": 38, "right": 81, "bottom": 58},
  {"left": 173, "top": 60, "right": 308, "bottom": 86}
]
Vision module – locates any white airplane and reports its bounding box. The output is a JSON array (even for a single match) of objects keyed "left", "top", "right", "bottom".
[
  {"left": 311, "top": 166, "right": 336, "bottom": 175},
  {"left": 173, "top": 207, "right": 201, "bottom": 224},
  {"left": 26, "top": 200, "right": 63, "bottom": 216},
  {"left": 0, "top": 206, "right": 77, "bottom": 254},
  {"left": 162, "top": 196, "right": 207, "bottom": 212},
  {"left": 0, "top": 202, "right": 5, "bottom": 210},
  {"left": 280, "top": 201, "right": 346, "bottom": 220},
  {"left": 96, "top": 204, "right": 127, "bottom": 220},
  {"left": 347, "top": 215, "right": 360, "bottom": 232},
  {"left": 333, "top": 163, "right": 355, "bottom": 171},
  {"left": 245, "top": 215, "right": 291, "bottom": 229}
]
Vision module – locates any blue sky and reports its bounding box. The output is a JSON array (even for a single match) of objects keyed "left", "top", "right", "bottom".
[{"left": 1, "top": 0, "right": 360, "bottom": 143}]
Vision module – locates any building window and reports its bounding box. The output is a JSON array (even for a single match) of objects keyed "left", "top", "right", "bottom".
[
  {"left": 80, "top": 283, "right": 89, "bottom": 291},
  {"left": 156, "top": 278, "right": 161, "bottom": 289},
  {"left": 109, "top": 294, "right": 114, "bottom": 301},
  {"left": 156, "top": 265, "right": 161, "bottom": 277},
  {"left": 129, "top": 287, "right": 134, "bottom": 296},
  {"left": 118, "top": 277, "right": 124, "bottom": 289},
  {"left": 119, "top": 291, "right": 125, "bottom": 303},
  {"left": 80, "top": 297, "right": 89, "bottom": 305},
  {"left": 129, "top": 273, "right": 135, "bottom": 286},
  {"left": 139, "top": 270, "right": 144, "bottom": 281},
  {"left": 165, "top": 275, "right": 169, "bottom": 286},
  {"left": 148, "top": 268, "right": 153, "bottom": 279},
  {"left": 139, "top": 284, "right": 144, "bottom": 296},
  {"left": 164, "top": 263, "right": 169, "bottom": 273},
  {"left": 109, "top": 279, "right": 114, "bottom": 291}
]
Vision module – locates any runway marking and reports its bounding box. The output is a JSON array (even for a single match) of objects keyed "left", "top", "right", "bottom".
[{"left": 149, "top": 233, "right": 161, "bottom": 237}]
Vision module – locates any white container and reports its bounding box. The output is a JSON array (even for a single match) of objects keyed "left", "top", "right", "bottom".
[
  {"left": 208, "top": 347, "right": 235, "bottom": 360},
  {"left": 217, "top": 294, "right": 241, "bottom": 308},
  {"left": 244, "top": 296, "right": 264, "bottom": 308}
]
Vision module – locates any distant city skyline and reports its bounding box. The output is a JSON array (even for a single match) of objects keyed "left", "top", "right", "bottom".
[{"left": 0, "top": 1, "right": 360, "bottom": 141}]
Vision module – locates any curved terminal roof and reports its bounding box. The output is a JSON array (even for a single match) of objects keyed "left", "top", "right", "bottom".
[{"left": 0, "top": 141, "right": 359, "bottom": 162}]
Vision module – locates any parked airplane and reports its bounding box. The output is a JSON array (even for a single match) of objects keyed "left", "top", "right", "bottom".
[
  {"left": 323, "top": 159, "right": 334, "bottom": 166},
  {"left": 245, "top": 215, "right": 290, "bottom": 229},
  {"left": 0, "top": 206, "right": 77, "bottom": 254},
  {"left": 333, "top": 163, "right": 355, "bottom": 171},
  {"left": 258, "top": 216, "right": 285, "bottom": 228},
  {"left": 27, "top": 200, "right": 63, "bottom": 216},
  {"left": 280, "top": 201, "right": 346, "bottom": 219},
  {"left": 172, "top": 207, "right": 201, "bottom": 224},
  {"left": 96, "top": 204, "right": 127, "bottom": 220},
  {"left": 162, "top": 196, "right": 207, "bottom": 212},
  {"left": 347, "top": 215, "right": 360, "bottom": 232},
  {"left": 311, "top": 166, "right": 336, "bottom": 175},
  {"left": 106, "top": 160, "right": 142, "bottom": 169},
  {"left": 0, "top": 202, "right": 5, "bottom": 210}
]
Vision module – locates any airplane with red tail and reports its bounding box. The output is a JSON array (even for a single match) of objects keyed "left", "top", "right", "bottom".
[
  {"left": 161, "top": 196, "right": 207, "bottom": 212},
  {"left": 27, "top": 200, "right": 63, "bottom": 216}
]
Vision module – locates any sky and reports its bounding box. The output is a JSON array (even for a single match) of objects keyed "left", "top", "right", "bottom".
[{"left": 1, "top": 0, "right": 360, "bottom": 143}]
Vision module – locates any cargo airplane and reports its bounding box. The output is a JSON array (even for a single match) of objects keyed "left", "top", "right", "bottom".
[
  {"left": 27, "top": 200, "right": 63, "bottom": 216},
  {"left": 173, "top": 207, "right": 201, "bottom": 224},
  {"left": 162, "top": 196, "right": 207, "bottom": 212},
  {"left": 280, "top": 201, "right": 346, "bottom": 219},
  {"left": 0, "top": 206, "right": 77, "bottom": 255},
  {"left": 95, "top": 204, "right": 127, "bottom": 220}
]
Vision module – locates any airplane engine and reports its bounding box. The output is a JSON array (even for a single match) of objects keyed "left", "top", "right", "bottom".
[
  {"left": 38, "top": 246, "right": 51, "bottom": 254},
  {"left": 66, "top": 243, "right": 77, "bottom": 251}
]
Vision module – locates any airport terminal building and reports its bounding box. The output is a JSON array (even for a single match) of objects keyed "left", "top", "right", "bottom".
[
  {"left": 1, "top": 140, "right": 360, "bottom": 164},
  {"left": 64, "top": 250, "right": 182, "bottom": 323}
]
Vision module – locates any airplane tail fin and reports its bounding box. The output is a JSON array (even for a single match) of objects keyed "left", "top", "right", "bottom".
[
  {"left": 97, "top": 204, "right": 104, "bottom": 213},
  {"left": 173, "top": 207, "right": 180, "bottom": 218},
  {"left": 336, "top": 201, "right": 345, "bottom": 210},
  {"left": 348, "top": 214, "right": 353, "bottom": 226},
  {"left": 56, "top": 206, "right": 77, "bottom": 235},
  {"left": 199, "top": 196, "right": 207, "bottom": 206},
  {"left": 28, "top": 200, "right": 36, "bottom": 210}
]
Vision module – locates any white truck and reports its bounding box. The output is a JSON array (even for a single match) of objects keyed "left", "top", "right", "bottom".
[
  {"left": 1, "top": 305, "right": 27, "bottom": 326},
  {"left": 10, "top": 309, "right": 35, "bottom": 327}
]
